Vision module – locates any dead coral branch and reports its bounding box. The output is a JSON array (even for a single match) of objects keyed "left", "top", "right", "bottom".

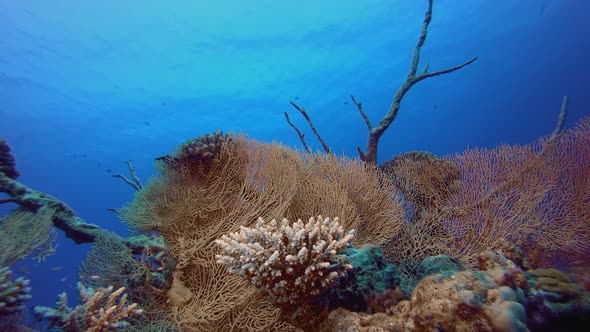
[
  {"left": 357, "top": 0, "right": 477, "bottom": 163},
  {"left": 112, "top": 160, "right": 143, "bottom": 191},
  {"left": 287, "top": 101, "right": 331, "bottom": 153}
]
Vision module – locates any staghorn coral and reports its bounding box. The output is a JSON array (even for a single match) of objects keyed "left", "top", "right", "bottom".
[
  {"left": 0, "top": 266, "right": 32, "bottom": 317},
  {"left": 215, "top": 216, "right": 355, "bottom": 306},
  {"left": 35, "top": 282, "right": 143, "bottom": 332},
  {"left": 215, "top": 216, "right": 355, "bottom": 328}
]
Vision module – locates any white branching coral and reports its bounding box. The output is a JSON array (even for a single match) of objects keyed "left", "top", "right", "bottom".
[
  {"left": 34, "top": 282, "right": 143, "bottom": 332},
  {"left": 0, "top": 266, "right": 32, "bottom": 316},
  {"left": 215, "top": 216, "right": 355, "bottom": 305}
]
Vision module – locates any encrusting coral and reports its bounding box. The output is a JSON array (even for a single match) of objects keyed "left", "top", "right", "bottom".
[
  {"left": 34, "top": 282, "right": 144, "bottom": 332},
  {"left": 0, "top": 266, "right": 32, "bottom": 317},
  {"left": 322, "top": 243, "right": 590, "bottom": 332}
]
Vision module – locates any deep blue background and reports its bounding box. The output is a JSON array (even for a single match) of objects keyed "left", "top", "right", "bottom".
[{"left": 0, "top": 0, "right": 588, "bottom": 320}]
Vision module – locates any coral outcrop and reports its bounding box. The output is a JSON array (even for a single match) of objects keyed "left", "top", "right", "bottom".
[
  {"left": 322, "top": 245, "right": 590, "bottom": 331},
  {"left": 179, "top": 130, "right": 233, "bottom": 161},
  {"left": 0, "top": 206, "right": 57, "bottom": 266},
  {"left": 119, "top": 136, "right": 404, "bottom": 330}
]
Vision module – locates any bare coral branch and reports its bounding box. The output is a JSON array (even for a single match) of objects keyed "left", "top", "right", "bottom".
[
  {"left": 351, "top": 95, "right": 372, "bottom": 131},
  {"left": 112, "top": 160, "right": 142, "bottom": 191},
  {"left": 284, "top": 111, "right": 311, "bottom": 153},
  {"left": 288, "top": 101, "right": 331, "bottom": 153},
  {"left": 357, "top": 0, "right": 477, "bottom": 163},
  {"left": 547, "top": 96, "right": 569, "bottom": 144}
]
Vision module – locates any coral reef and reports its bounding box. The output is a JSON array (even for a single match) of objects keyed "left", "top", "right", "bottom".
[
  {"left": 34, "top": 282, "right": 144, "bottom": 332},
  {"left": 0, "top": 266, "right": 32, "bottom": 317},
  {"left": 119, "top": 135, "right": 404, "bottom": 330},
  {"left": 322, "top": 245, "right": 590, "bottom": 331},
  {"left": 2, "top": 114, "right": 589, "bottom": 331},
  {"left": 215, "top": 216, "right": 355, "bottom": 328},
  {"left": 4, "top": 2, "right": 587, "bottom": 330},
  {"left": 79, "top": 233, "right": 176, "bottom": 329}
]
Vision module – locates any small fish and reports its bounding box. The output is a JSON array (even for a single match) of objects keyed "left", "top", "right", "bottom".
[
  {"left": 89, "top": 275, "right": 101, "bottom": 280},
  {"left": 105, "top": 169, "right": 112, "bottom": 173},
  {"left": 50, "top": 266, "right": 63, "bottom": 271},
  {"left": 60, "top": 277, "right": 68, "bottom": 282}
]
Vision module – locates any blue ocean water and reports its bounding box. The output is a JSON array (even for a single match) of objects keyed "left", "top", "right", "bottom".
[{"left": 0, "top": 0, "right": 589, "bottom": 329}]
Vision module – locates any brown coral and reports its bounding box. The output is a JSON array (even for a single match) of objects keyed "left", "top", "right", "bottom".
[
  {"left": 381, "top": 151, "right": 461, "bottom": 219},
  {"left": 380, "top": 115, "right": 590, "bottom": 270},
  {"left": 119, "top": 136, "right": 404, "bottom": 331},
  {"left": 323, "top": 248, "right": 531, "bottom": 332}
]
